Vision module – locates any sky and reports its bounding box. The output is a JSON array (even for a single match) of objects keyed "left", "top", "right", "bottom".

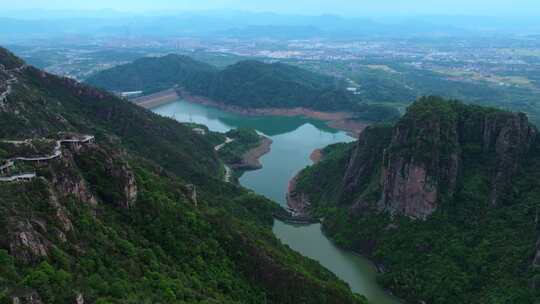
[{"left": 2, "top": 0, "right": 540, "bottom": 17}]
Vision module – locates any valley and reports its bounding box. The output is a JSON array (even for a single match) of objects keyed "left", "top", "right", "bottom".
[
  {"left": 152, "top": 98, "right": 401, "bottom": 303},
  {"left": 3, "top": 6, "right": 540, "bottom": 303},
  {"left": 0, "top": 48, "right": 366, "bottom": 304}
]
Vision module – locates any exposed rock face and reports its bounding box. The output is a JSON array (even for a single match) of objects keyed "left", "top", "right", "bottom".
[
  {"left": 379, "top": 159, "right": 440, "bottom": 219},
  {"left": 75, "top": 293, "right": 84, "bottom": 304},
  {"left": 7, "top": 219, "right": 50, "bottom": 264},
  {"left": 341, "top": 125, "right": 393, "bottom": 207},
  {"left": 378, "top": 108, "right": 460, "bottom": 219},
  {"left": 106, "top": 152, "right": 138, "bottom": 209},
  {"left": 49, "top": 151, "right": 98, "bottom": 207},
  {"left": 47, "top": 189, "right": 74, "bottom": 241},
  {"left": 11, "top": 290, "right": 43, "bottom": 304},
  {"left": 122, "top": 171, "right": 138, "bottom": 209},
  {"left": 483, "top": 113, "right": 535, "bottom": 205},
  {"left": 375, "top": 100, "right": 536, "bottom": 219},
  {"left": 72, "top": 142, "right": 138, "bottom": 209},
  {"left": 185, "top": 184, "right": 198, "bottom": 206},
  {"left": 109, "top": 159, "right": 138, "bottom": 209},
  {"left": 337, "top": 99, "right": 537, "bottom": 220}
]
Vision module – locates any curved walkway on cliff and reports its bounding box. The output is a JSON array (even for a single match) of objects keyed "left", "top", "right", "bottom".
[
  {"left": 0, "top": 134, "right": 94, "bottom": 183},
  {"left": 3, "top": 135, "right": 95, "bottom": 161},
  {"left": 0, "top": 172, "right": 36, "bottom": 182}
]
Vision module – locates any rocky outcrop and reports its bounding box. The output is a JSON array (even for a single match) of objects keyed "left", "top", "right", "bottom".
[
  {"left": 378, "top": 107, "right": 460, "bottom": 218},
  {"left": 109, "top": 159, "right": 138, "bottom": 209},
  {"left": 11, "top": 290, "right": 43, "bottom": 304},
  {"left": 482, "top": 112, "right": 535, "bottom": 205},
  {"left": 7, "top": 218, "right": 50, "bottom": 264},
  {"left": 74, "top": 293, "right": 84, "bottom": 304},
  {"left": 375, "top": 99, "right": 536, "bottom": 219},
  {"left": 338, "top": 98, "right": 537, "bottom": 220},
  {"left": 184, "top": 184, "right": 198, "bottom": 207},
  {"left": 105, "top": 155, "right": 138, "bottom": 209},
  {"left": 47, "top": 189, "right": 74, "bottom": 241},
  {"left": 71, "top": 142, "right": 138, "bottom": 209},
  {"left": 49, "top": 149, "right": 98, "bottom": 207},
  {"left": 286, "top": 174, "right": 311, "bottom": 217},
  {"left": 342, "top": 125, "right": 393, "bottom": 207}
]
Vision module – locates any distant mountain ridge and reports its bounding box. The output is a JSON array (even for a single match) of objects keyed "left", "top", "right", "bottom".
[{"left": 2, "top": 12, "right": 540, "bottom": 41}]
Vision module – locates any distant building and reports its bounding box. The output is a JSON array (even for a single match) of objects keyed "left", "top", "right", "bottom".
[{"left": 346, "top": 87, "right": 358, "bottom": 93}]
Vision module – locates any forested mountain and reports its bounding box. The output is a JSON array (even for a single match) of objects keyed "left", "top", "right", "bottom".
[
  {"left": 0, "top": 47, "right": 366, "bottom": 304},
  {"left": 86, "top": 54, "right": 362, "bottom": 112},
  {"left": 293, "top": 96, "right": 540, "bottom": 303},
  {"left": 86, "top": 54, "right": 218, "bottom": 95}
]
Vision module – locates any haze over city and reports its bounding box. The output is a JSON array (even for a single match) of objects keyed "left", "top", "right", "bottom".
[{"left": 2, "top": 0, "right": 540, "bottom": 16}]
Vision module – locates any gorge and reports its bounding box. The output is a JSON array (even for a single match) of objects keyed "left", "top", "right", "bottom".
[{"left": 152, "top": 98, "right": 402, "bottom": 304}]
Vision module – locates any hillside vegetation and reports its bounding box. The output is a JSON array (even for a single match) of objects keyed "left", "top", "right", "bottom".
[{"left": 0, "top": 47, "right": 366, "bottom": 304}]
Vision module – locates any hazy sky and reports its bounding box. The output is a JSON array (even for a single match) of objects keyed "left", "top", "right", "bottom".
[{"left": 3, "top": 0, "right": 540, "bottom": 16}]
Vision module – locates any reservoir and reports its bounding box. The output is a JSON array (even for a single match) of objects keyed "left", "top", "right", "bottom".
[{"left": 153, "top": 99, "right": 400, "bottom": 304}]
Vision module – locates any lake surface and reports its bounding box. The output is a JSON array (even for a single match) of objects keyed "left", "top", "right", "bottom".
[{"left": 153, "top": 99, "right": 400, "bottom": 304}]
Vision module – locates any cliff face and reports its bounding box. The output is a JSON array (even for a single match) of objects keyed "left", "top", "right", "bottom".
[
  {"left": 483, "top": 112, "right": 535, "bottom": 205},
  {"left": 341, "top": 125, "right": 392, "bottom": 207},
  {"left": 344, "top": 98, "right": 536, "bottom": 219},
  {"left": 377, "top": 101, "right": 461, "bottom": 218}
]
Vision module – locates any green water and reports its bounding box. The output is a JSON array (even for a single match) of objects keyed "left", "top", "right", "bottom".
[{"left": 153, "top": 100, "right": 400, "bottom": 304}]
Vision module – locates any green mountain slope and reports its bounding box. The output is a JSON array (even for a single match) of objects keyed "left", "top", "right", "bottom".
[
  {"left": 86, "top": 54, "right": 218, "bottom": 95},
  {"left": 86, "top": 54, "right": 364, "bottom": 112},
  {"left": 0, "top": 47, "right": 366, "bottom": 304},
  {"left": 293, "top": 96, "right": 540, "bottom": 303}
]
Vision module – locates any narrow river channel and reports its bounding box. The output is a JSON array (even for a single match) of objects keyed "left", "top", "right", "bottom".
[{"left": 153, "top": 99, "right": 401, "bottom": 304}]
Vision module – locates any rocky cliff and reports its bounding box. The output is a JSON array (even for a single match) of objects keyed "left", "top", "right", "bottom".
[
  {"left": 341, "top": 98, "right": 537, "bottom": 219},
  {"left": 292, "top": 97, "right": 540, "bottom": 303}
]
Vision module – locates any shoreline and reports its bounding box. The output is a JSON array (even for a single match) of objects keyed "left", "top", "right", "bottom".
[
  {"left": 229, "top": 137, "right": 273, "bottom": 171},
  {"left": 135, "top": 88, "right": 367, "bottom": 138},
  {"left": 180, "top": 92, "right": 366, "bottom": 138},
  {"left": 285, "top": 151, "right": 402, "bottom": 303},
  {"left": 288, "top": 146, "right": 329, "bottom": 216}
]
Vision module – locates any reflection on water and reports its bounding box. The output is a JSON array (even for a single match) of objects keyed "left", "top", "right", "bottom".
[
  {"left": 153, "top": 100, "right": 339, "bottom": 135},
  {"left": 153, "top": 99, "right": 400, "bottom": 304}
]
